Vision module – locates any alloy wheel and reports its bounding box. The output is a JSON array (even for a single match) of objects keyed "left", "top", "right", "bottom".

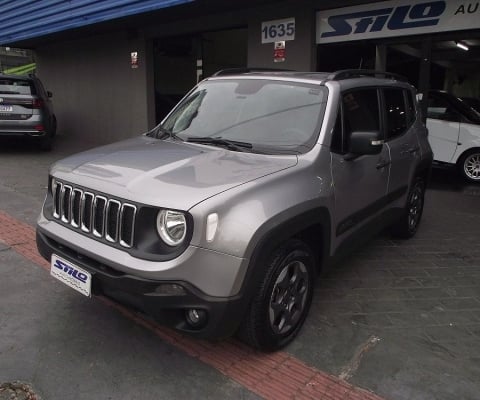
[
  {"left": 269, "top": 260, "right": 310, "bottom": 335},
  {"left": 464, "top": 153, "right": 480, "bottom": 181},
  {"left": 408, "top": 183, "right": 424, "bottom": 232}
]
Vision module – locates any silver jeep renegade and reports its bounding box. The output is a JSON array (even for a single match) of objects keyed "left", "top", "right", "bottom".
[{"left": 37, "top": 69, "right": 433, "bottom": 351}]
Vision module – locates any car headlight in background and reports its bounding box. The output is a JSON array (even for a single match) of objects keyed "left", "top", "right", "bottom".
[{"left": 156, "top": 210, "right": 187, "bottom": 246}]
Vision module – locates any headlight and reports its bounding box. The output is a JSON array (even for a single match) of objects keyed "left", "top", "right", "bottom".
[{"left": 156, "top": 210, "right": 187, "bottom": 246}]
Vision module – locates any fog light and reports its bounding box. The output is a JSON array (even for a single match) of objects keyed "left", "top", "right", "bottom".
[{"left": 185, "top": 308, "right": 207, "bottom": 328}]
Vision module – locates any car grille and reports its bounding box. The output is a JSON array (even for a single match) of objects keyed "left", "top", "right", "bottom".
[{"left": 51, "top": 180, "right": 136, "bottom": 248}]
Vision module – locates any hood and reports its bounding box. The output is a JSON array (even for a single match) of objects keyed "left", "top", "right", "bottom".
[{"left": 51, "top": 136, "right": 298, "bottom": 210}]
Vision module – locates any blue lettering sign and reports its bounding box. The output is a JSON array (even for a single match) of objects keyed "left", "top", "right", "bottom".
[
  {"left": 53, "top": 259, "right": 88, "bottom": 283},
  {"left": 321, "top": 1, "right": 446, "bottom": 38}
]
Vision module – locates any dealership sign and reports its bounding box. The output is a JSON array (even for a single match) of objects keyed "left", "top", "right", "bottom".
[{"left": 316, "top": 0, "right": 480, "bottom": 43}]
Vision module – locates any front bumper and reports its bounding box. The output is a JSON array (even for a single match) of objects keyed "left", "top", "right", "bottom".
[{"left": 37, "top": 228, "right": 248, "bottom": 339}]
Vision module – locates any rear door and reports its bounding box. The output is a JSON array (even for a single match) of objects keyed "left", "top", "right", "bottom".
[
  {"left": 383, "top": 87, "right": 419, "bottom": 203},
  {"left": 331, "top": 88, "right": 390, "bottom": 246}
]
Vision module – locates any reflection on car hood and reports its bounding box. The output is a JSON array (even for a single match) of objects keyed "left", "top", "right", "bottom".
[{"left": 51, "top": 136, "right": 298, "bottom": 210}]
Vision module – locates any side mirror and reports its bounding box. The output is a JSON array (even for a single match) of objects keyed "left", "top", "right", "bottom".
[
  {"left": 345, "top": 131, "right": 383, "bottom": 160},
  {"left": 47, "top": 91, "right": 53, "bottom": 98}
]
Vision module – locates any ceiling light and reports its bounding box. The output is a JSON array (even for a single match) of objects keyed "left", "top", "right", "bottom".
[{"left": 456, "top": 42, "right": 469, "bottom": 51}]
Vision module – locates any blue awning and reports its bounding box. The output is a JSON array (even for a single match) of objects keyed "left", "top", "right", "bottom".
[{"left": 0, "top": 0, "right": 194, "bottom": 45}]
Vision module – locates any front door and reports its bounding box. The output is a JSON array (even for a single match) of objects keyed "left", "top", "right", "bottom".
[{"left": 331, "top": 88, "right": 390, "bottom": 250}]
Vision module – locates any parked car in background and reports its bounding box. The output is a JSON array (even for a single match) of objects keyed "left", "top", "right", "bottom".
[
  {"left": 37, "top": 69, "right": 432, "bottom": 351},
  {"left": 0, "top": 73, "right": 56, "bottom": 150},
  {"left": 460, "top": 96, "right": 480, "bottom": 114},
  {"left": 427, "top": 90, "right": 480, "bottom": 183}
]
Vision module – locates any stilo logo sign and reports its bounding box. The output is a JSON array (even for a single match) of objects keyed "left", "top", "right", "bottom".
[{"left": 316, "top": 0, "right": 480, "bottom": 43}]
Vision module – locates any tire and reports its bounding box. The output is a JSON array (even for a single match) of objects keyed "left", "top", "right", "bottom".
[
  {"left": 458, "top": 150, "right": 480, "bottom": 184},
  {"left": 51, "top": 116, "right": 57, "bottom": 137},
  {"left": 237, "top": 239, "right": 315, "bottom": 352},
  {"left": 391, "top": 178, "right": 425, "bottom": 239},
  {"left": 39, "top": 134, "right": 53, "bottom": 151}
]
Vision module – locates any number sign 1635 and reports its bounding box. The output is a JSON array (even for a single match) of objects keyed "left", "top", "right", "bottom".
[{"left": 261, "top": 18, "right": 295, "bottom": 43}]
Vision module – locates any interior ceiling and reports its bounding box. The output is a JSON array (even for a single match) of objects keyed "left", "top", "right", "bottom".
[{"left": 390, "top": 34, "right": 480, "bottom": 71}]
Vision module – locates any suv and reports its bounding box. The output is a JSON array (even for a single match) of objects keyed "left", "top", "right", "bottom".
[
  {"left": 0, "top": 73, "right": 56, "bottom": 150},
  {"left": 427, "top": 91, "right": 480, "bottom": 183},
  {"left": 36, "top": 69, "right": 432, "bottom": 351}
]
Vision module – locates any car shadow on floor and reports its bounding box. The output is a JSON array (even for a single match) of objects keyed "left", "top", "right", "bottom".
[{"left": 428, "top": 165, "right": 480, "bottom": 196}]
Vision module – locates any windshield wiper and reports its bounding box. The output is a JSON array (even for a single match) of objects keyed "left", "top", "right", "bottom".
[
  {"left": 186, "top": 136, "right": 253, "bottom": 152},
  {"left": 147, "top": 126, "right": 183, "bottom": 141}
]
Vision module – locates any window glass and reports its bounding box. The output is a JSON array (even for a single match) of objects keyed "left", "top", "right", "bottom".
[
  {"left": 384, "top": 89, "right": 408, "bottom": 139},
  {"left": 427, "top": 95, "right": 459, "bottom": 121},
  {"left": 0, "top": 78, "right": 35, "bottom": 95},
  {"left": 342, "top": 89, "right": 380, "bottom": 151},
  {"left": 162, "top": 79, "right": 328, "bottom": 154}
]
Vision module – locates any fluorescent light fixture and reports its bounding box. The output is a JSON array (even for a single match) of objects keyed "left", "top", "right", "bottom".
[{"left": 456, "top": 42, "right": 469, "bottom": 51}]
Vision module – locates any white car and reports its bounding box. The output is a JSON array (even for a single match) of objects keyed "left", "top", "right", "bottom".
[{"left": 427, "top": 91, "right": 480, "bottom": 183}]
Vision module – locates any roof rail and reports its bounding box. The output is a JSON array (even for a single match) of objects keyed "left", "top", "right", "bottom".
[
  {"left": 212, "top": 67, "right": 292, "bottom": 77},
  {"left": 328, "top": 69, "right": 408, "bottom": 82}
]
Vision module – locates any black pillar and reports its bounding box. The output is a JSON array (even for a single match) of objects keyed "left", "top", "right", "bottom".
[{"left": 418, "top": 37, "right": 432, "bottom": 123}]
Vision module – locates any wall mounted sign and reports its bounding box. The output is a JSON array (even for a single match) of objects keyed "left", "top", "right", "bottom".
[
  {"left": 274, "top": 41, "right": 286, "bottom": 62},
  {"left": 131, "top": 51, "right": 138, "bottom": 69},
  {"left": 261, "top": 17, "right": 295, "bottom": 44},
  {"left": 316, "top": 0, "right": 480, "bottom": 44}
]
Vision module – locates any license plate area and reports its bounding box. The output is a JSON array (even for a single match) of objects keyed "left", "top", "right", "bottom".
[
  {"left": 51, "top": 254, "right": 92, "bottom": 297},
  {"left": 0, "top": 105, "right": 13, "bottom": 112}
]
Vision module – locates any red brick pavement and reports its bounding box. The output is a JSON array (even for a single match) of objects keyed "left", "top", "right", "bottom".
[{"left": 0, "top": 210, "right": 386, "bottom": 400}]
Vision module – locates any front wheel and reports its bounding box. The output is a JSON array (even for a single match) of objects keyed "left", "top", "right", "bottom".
[
  {"left": 458, "top": 150, "right": 480, "bottom": 184},
  {"left": 237, "top": 239, "right": 315, "bottom": 351},
  {"left": 391, "top": 178, "right": 425, "bottom": 239}
]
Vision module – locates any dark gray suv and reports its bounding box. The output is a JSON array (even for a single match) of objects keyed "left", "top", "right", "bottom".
[
  {"left": 37, "top": 69, "right": 433, "bottom": 351},
  {"left": 0, "top": 74, "right": 56, "bottom": 150}
]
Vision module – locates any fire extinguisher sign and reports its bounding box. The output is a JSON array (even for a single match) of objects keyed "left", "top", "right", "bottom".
[{"left": 274, "top": 41, "right": 286, "bottom": 63}]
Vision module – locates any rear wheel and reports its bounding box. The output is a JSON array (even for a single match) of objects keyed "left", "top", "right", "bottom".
[
  {"left": 458, "top": 150, "right": 480, "bottom": 184},
  {"left": 39, "top": 134, "right": 53, "bottom": 151},
  {"left": 391, "top": 178, "right": 425, "bottom": 239},
  {"left": 237, "top": 239, "right": 315, "bottom": 351},
  {"left": 39, "top": 117, "right": 56, "bottom": 151}
]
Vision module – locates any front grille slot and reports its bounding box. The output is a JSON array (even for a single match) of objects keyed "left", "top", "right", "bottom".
[
  {"left": 61, "top": 185, "right": 72, "bottom": 223},
  {"left": 53, "top": 181, "right": 62, "bottom": 218},
  {"left": 120, "top": 204, "right": 136, "bottom": 248},
  {"left": 93, "top": 196, "right": 107, "bottom": 238},
  {"left": 71, "top": 189, "right": 82, "bottom": 228},
  {"left": 106, "top": 200, "right": 121, "bottom": 242},
  {"left": 51, "top": 180, "right": 136, "bottom": 248},
  {"left": 81, "top": 192, "right": 94, "bottom": 232}
]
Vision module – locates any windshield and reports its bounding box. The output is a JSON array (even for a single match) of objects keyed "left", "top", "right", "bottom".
[{"left": 160, "top": 79, "right": 328, "bottom": 154}]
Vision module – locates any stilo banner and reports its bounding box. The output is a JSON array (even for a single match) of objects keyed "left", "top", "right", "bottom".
[{"left": 316, "top": 0, "right": 480, "bottom": 43}]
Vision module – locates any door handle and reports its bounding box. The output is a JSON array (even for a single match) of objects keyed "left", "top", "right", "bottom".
[
  {"left": 406, "top": 146, "right": 419, "bottom": 154},
  {"left": 376, "top": 159, "right": 391, "bottom": 169},
  {"left": 401, "top": 146, "right": 419, "bottom": 155}
]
